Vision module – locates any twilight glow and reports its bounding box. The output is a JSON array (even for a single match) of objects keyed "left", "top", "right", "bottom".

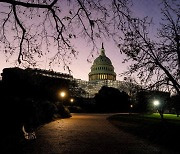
[{"left": 0, "top": 0, "right": 162, "bottom": 81}]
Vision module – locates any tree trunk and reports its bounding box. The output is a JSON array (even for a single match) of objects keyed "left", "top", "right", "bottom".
[
  {"left": 158, "top": 109, "right": 164, "bottom": 120},
  {"left": 176, "top": 110, "right": 179, "bottom": 117},
  {"left": 157, "top": 62, "right": 180, "bottom": 95}
]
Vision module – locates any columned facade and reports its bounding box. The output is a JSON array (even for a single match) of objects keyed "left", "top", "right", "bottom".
[{"left": 89, "top": 73, "right": 116, "bottom": 81}]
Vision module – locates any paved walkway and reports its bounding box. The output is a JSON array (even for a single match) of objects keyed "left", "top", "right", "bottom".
[{"left": 19, "top": 113, "right": 174, "bottom": 154}]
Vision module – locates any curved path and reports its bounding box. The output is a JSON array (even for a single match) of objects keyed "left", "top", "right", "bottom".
[{"left": 21, "top": 113, "right": 173, "bottom": 154}]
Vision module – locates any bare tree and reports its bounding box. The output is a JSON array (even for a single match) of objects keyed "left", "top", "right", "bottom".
[
  {"left": 0, "top": 0, "right": 130, "bottom": 71},
  {"left": 2, "top": 0, "right": 178, "bottom": 95},
  {"left": 116, "top": 0, "right": 180, "bottom": 95}
]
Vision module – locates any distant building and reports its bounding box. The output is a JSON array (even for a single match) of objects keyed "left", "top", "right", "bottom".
[
  {"left": 1, "top": 44, "right": 136, "bottom": 98},
  {"left": 89, "top": 43, "right": 116, "bottom": 81},
  {"left": 25, "top": 68, "right": 73, "bottom": 80},
  {"left": 73, "top": 43, "right": 134, "bottom": 98},
  {"left": 1, "top": 67, "right": 73, "bottom": 81}
]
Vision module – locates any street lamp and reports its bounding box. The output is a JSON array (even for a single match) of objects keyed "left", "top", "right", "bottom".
[
  {"left": 153, "top": 100, "right": 160, "bottom": 114},
  {"left": 153, "top": 100, "right": 160, "bottom": 106},
  {"left": 153, "top": 99, "right": 164, "bottom": 120},
  {"left": 59, "top": 91, "right": 67, "bottom": 105},
  {"left": 129, "top": 104, "right": 133, "bottom": 114},
  {"left": 60, "top": 91, "right": 66, "bottom": 98},
  {"left": 70, "top": 98, "right": 74, "bottom": 103}
]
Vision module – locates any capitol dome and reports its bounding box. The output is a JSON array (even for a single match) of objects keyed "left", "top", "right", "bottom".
[{"left": 89, "top": 43, "right": 116, "bottom": 81}]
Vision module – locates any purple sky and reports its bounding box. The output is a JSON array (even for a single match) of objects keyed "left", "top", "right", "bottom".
[{"left": 0, "top": 0, "right": 162, "bottom": 81}]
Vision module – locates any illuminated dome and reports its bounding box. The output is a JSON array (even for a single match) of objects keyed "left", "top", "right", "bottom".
[{"left": 89, "top": 43, "right": 116, "bottom": 81}]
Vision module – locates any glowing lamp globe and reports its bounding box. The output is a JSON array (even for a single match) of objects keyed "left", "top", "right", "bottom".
[
  {"left": 60, "top": 91, "right": 66, "bottom": 98},
  {"left": 153, "top": 100, "right": 160, "bottom": 106},
  {"left": 70, "top": 98, "right": 74, "bottom": 103}
]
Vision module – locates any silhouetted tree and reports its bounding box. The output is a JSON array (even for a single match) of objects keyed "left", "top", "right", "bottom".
[
  {"left": 135, "top": 91, "right": 152, "bottom": 113},
  {"left": 135, "top": 90, "right": 170, "bottom": 119},
  {"left": 119, "top": 77, "right": 142, "bottom": 105},
  {"left": 0, "top": 0, "right": 130, "bottom": 68},
  {"left": 171, "top": 95, "right": 180, "bottom": 117},
  {"left": 95, "top": 86, "right": 130, "bottom": 112},
  {"left": 151, "top": 91, "right": 170, "bottom": 120},
  {"left": 117, "top": 0, "right": 180, "bottom": 95},
  {"left": 1, "top": 0, "right": 178, "bottom": 95}
]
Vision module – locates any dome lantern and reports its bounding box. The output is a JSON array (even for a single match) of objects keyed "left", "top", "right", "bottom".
[{"left": 100, "top": 43, "right": 105, "bottom": 56}]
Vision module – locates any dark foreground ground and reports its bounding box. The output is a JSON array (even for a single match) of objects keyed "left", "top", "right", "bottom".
[{"left": 2, "top": 113, "right": 177, "bottom": 154}]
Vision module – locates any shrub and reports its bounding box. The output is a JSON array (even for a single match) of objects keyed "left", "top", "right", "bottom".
[
  {"left": 94, "top": 86, "right": 130, "bottom": 112},
  {"left": 56, "top": 102, "right": 72, "bottom": 118},
  {"left": 67, "top": 106, "right": 83, "bottom": 113}
]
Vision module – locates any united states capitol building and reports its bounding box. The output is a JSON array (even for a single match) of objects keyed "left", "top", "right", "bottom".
[
  {"left": 1, "top": 44, "right": 135, "bottom": 98},
  {"left": 74, "top": 44, "right": 132, "bottom": 98}
]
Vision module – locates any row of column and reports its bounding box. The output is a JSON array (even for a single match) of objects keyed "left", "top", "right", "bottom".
[{"left": 89, "top": 73, "right": 116, "bottom": 81}]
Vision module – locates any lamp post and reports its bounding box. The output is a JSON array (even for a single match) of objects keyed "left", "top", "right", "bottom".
[
  {"left": 70, "top": 98, "right": 74, "bottom": 103},
  {"left": 153, "top": 100, "right": 159, "bottom": 113},
  {"left": 153, "top": 100, "right": 160, "bottom": 106},
  {"left": 129, "top": 104, "right": 133, "bottom": 114},
  {"left": 59, "top": 91, "right": 66, "bottom": 104},
  {"left": 70, "top": 98, "right": 74, "bottom": 107},
  {"left": 153, "top": 99, "right": 164, "bottom": 120},
  {"left": 60, "top": 91, "right": 66, "bottom": 98}
]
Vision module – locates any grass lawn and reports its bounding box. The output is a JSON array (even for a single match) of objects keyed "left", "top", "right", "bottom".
[
  {"left": 144, "top": 113, "right": 180, "bottom": 120},
  {"left": 108, "top": 113, "right": 180, "bottom": 152}
]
